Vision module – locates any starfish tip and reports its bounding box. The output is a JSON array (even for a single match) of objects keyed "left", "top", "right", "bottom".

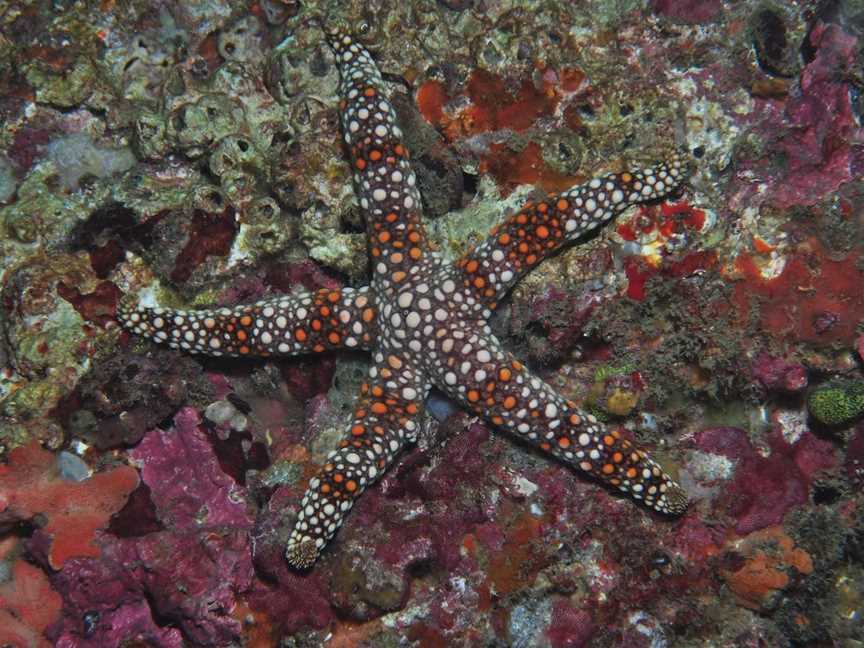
[
  {"left": 286, "top": 539, "right": 319, "bottom": 570},
  {"left": 664, "top": 484, "right": 689, "bottom": 516}
]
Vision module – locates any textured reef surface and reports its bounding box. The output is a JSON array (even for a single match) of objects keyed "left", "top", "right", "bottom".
[{"left": 0, "top": 0, "right": 863, "bottom": 646}]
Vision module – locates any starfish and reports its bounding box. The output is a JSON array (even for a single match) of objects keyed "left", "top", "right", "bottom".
[{"left": 118, "top": 30, "right": 689, "bottom": 569}]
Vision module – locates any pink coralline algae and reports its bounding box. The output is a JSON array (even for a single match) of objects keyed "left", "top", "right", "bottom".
[
  {"left": 128, "top": 407, "right": 252, "bottom": 531},
  {"left": 248, "top": 486, "right": 334, "bottom": 634},
  {"left": 751, "top": 353, "right": 808, "bottom": 393},
  {"left": 0, "top": 442, "right": 138, "bottom": 569},
  {"left": 695, "top": 427, "right": 836, "bottom": 534},
  {"left": 756, "top": 22, "right": 862, "bottom": 209},
  {"left": 650, "top": 0, "right": 722, "bottom": 24},
  {"left": 845, "top": 425, "right": 864, "bottom": 489},
  {"left": 547, "top": 600, "right": 596, "bottom": 648},
  {"left": 48, "top": 408, "right": 255, "bottom": 646},
  {"left": 49, "top": 529, "right": 250, "bottom": 647}
]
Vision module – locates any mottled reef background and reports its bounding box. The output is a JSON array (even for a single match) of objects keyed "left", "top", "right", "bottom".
[{"left": 0, "top": 0, "right": 863, "bottom": 646}]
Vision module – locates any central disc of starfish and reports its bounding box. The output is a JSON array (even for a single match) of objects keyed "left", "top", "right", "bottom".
[{"left": 119, "top": 30, "right": 689, "bottom": 570}]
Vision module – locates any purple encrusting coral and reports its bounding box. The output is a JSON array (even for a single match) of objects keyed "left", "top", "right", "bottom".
[
  {"left": 731, "top": 19, "right": 863, "bottom": 212},
  {"left": 694, "top": 427, "right": 836, "bottom": 534},
  {"left": 47, "top": 409, "right": 254, "bottom": 646},
  {"left": 1, "top": 0, "right": 864, "bottom": 646},
  {"left": 129, "top": 408, "right": 252, "bottom": 530},
  {"left": 846, "top": 425, "right": 864, "bottom": 489},
  {"left": 751, "top": 353, "right": 808, "bottom": 394}
]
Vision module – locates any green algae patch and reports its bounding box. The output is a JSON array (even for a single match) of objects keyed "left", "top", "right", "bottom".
[{"left": 807, "top": 380, "right": 864, "bottom": 427}]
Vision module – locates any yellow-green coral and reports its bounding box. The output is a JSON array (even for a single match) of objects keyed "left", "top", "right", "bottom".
[{"left": 807, "top": 380, "right": 864, "bottom": 426}]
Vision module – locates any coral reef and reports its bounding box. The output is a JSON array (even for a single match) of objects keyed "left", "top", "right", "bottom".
[
  {"left": 48, "top": 408, "right": 255, "bottom": 645},
  {"left": 0, "top": 442, "right": 138, "bottom": 569},
  {"left": 0, "top": 0, "right": 862, "bottom": 646},
  {"left": 808, "top": 379, "right": 864, "bottom": 426}
]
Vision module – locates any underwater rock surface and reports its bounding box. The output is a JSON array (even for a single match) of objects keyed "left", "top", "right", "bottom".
[{"left": 0, "top": 0, "right": 862, "bottom": 646}]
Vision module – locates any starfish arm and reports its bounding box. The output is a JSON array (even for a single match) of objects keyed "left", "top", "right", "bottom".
[
  {"left": 428, "top": 329, "right": 687, "bottom": 515},
  {"left": 457, "top": 151, "right": 689, "bottom": 307},
  {"left": 327, "top": 31, "right": 429, "bottom": 283},
  {"left": 117, "top": 286, "right": 378, "bottom": 357},
  {"left": 286, "top": 367, "right": 428, "bottom": 568}
]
